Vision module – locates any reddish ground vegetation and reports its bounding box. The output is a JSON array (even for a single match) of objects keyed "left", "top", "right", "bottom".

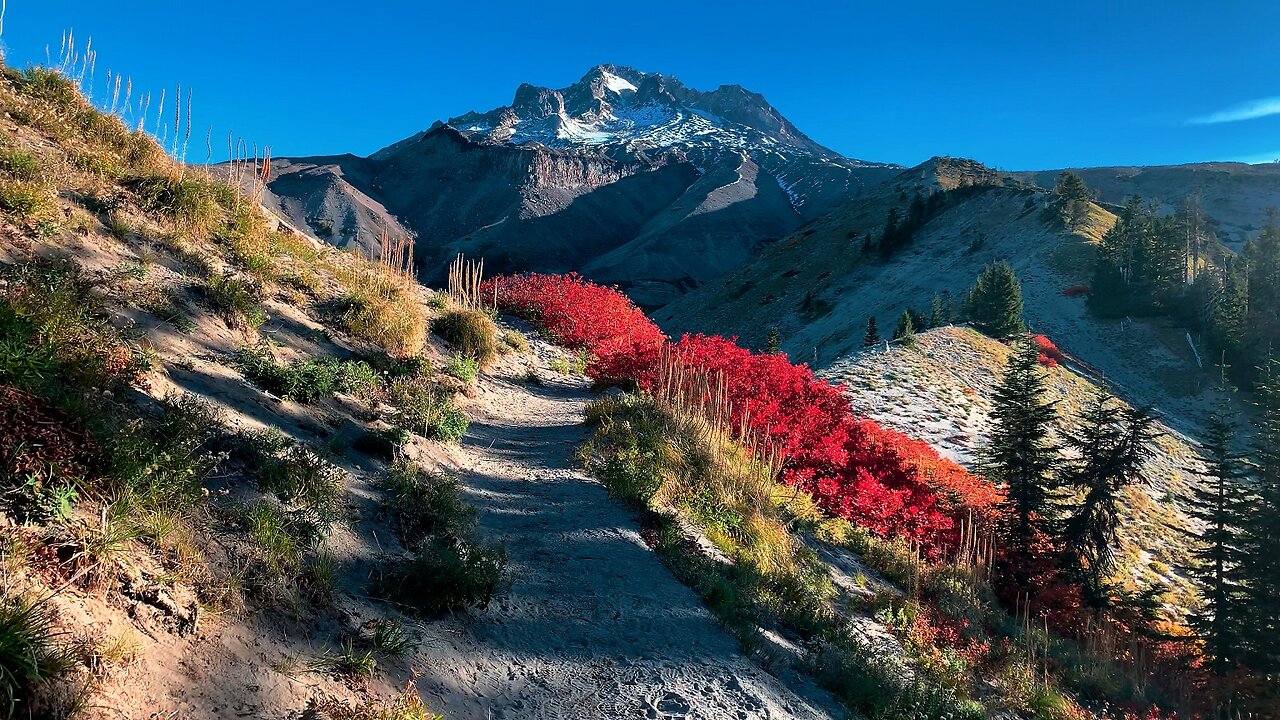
[
  {"left": 1030, "top": 333, "right": 1066, "bottom": 368},
  {"left": 1061, "top": 285, "right": 1091, "bottom": 298},
  {"left": 0, "top": 383, "right": 99, "bottom": 487},
  {"left": 482, "top": 273, "right": 665, "bottom": 384}
]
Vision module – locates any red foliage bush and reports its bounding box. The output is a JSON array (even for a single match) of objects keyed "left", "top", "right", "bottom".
[
  {"left": 482, "top": 273, "right": 665, "bottom": 385},
  {"left": 1030, "top": 334, "right": 1065, "bottom": 368},
  {"left": 1061, "top": 285, "right": 1091, "bottom": 297},
  {"left": 487, "top": 274, "right": 1002, "bottom": 556}
]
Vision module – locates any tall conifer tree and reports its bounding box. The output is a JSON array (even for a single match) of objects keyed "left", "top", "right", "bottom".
[{"left": 983, "top": 341, "right": 1059, "bottom": 594}]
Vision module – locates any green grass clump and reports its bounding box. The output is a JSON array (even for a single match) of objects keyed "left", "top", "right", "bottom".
[
  {"left": 367, "top": 618, "right": 417, "bottom": 657},
  {"left": 204, "top": 273, "right": 267, "bottom": 330},
  {"left": 0, "top": 150, "right": 40, "bottom": 180},
  {"left": 131, "top": 173, "right": 221, "bottom": 235},
  {"left": 433, "top": 308, "right": 498, "bottom": 364},
  {"left": 307, "top": 638, "right": 376, "bottom": 678},
  {"left": 337, "top": 290, "right": 426, "bottom": 357},
  {"left": 247, "top": 434, "right": 346, "bottom": 525},
  {"left": 0, "top": 591, "right": 74, "bottom": 717},
  {"left": 0, "top": 180, "right": 52, "bottom": 219},
  {"left": 352, "top": 427, "right": 410, "bottom": 461},
  {"left": 387, "top": 378, "right": 468, "bottom": 442},
  {"left": 0, "top": 258, "right": 153, "bottom": 397},
  {"left": 235, "top": 346, "right": 379, "bottom": 403},
  {"left": 442, "top": 354, "right": 479, "bottom": 383},
  {"left": 376, "top": 461, "right": 506, "bottom": 616},
  {"left": 500, "top": 329, "right": 529, "bottom": 353}
]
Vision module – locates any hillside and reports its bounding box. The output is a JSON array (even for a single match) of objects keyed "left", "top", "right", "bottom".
[
  {"left": 255, "top": 66, "right": 901, "bottom": 308},
  {"left": 1014, "top": 162, "right": 1280, "bottom": 245},
  {"left": 657, "top": 157, "right": 1225, "bottom": 436},
  {"left": 821, "top": 327, "right": 1203, "bottom": 604}
]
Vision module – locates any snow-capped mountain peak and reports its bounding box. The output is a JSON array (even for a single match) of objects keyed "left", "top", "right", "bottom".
[{"left": 444, "top": 65, "right": 887, "bottom": 171}]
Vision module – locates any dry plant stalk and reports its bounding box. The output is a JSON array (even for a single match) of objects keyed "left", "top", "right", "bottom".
[
  {"left": 447, "top": 254, "right": 486, "bottom": 309},
  {"left": 376, "top": 226, "right": 415, "bottom": 281},
  {"left": 652, "top": 345, "right": 783, "bottom": 484}
]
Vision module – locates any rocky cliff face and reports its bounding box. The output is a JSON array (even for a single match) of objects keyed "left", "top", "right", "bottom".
[{"left": 257, "top": 65, "right": 901, "bottom": 306}]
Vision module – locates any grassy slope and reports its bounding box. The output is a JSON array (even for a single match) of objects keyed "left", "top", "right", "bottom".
[{"left": 0, "top": 64, "right": 503, "bottom": 719}]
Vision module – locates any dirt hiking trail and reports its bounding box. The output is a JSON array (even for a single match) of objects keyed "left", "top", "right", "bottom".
[{"left": 410, "top": 339, "right": 840, "bottom": 720}]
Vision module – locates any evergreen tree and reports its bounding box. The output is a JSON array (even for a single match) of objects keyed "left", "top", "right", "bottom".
[
  {"left": 863, "top": 316, "right": 880, "bottom": 347},
  {"left": 907, "top": 192, "right": 927, "bottom": 232},
  {"left": 1058, "top": 395, "right": 1157, "bottom": 608},
  {"left": 1202, "top": 260, "right": 1248, "bottom": 365},
  {"left": 1243, "top": 214, "right": 1280, "bottom": 365},
  {"left": 1054, "top": 170, "right": 1092, "bottom": 203},
  {"left": 879, "top": 208, "right": 902, "bottom": 257},
  {"left": 1176, "top": 194, "right": 1209, "bottom": 286},
  {"left": 765, "top": 326, "right": 781, "bottom": 354},
  {"left": 893, "top": 309, "right": 915, "bottom": 345},
  {"left": 1186, "top": 399, "right": 1252, "bottom": 678},
  {"left": 1090, "top": 198, "right": 1152, "bottom": 315},
  {"left": 982, "top": 341, "right": 1059, "bottom": 594},
  {"left": 1245, "top": 359, "right": 1280, "bottom": 674},
  {"left": 965, "top": 260, "right": 1027, "bottom": 338},
  {"left": 1053, "top": 171, "right": 1093, "bottom": 230},
  {"left": 929, "top": 292, "right": 947, "bottom": 328}
]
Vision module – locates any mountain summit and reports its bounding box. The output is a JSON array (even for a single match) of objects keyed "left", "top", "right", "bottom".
[
  {"left": 258, "top": 66, "right": 900, "bottom": 306},
  {"left": 444, "top": 64, "right": 855, "bottom": 163}
]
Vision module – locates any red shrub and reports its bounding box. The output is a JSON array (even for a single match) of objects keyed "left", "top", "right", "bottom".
[
  {"left": 1061, "top": 285, "right": 1091, "bottom": 297},
  {"left": 483, "top": 273, "right": 666, "bottom": 385},
  {"left": 1030, "top": 334, "right": 1065, "bottom": 368}
]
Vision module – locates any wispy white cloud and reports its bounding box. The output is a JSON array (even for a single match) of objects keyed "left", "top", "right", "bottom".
[{"left": 1189, "top": 96, "right": 1280, "bottom": 125}]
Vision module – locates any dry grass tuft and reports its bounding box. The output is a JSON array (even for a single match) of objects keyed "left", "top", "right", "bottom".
[{"left": 433, "top": 308, "right": 498, "bottom": 365}]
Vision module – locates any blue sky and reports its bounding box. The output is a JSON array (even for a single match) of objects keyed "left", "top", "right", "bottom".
[{"left": 5, "top": 1, "right": 1279, "bottom": 168}]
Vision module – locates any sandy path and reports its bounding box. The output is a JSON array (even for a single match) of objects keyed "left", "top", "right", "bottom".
[{"left": 414, "top": 348, "right": 839, "bottom": 720}]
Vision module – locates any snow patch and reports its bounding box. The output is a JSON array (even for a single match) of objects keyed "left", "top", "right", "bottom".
[{"left": 602, "top": 71, "right": 637, "bottom": 94}]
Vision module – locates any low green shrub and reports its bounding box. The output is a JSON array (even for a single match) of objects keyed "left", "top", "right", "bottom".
[
  {"left": 204, "top": 273, "right": 266, "bottom": 330},
  {"left": 501, "top": 329, "right": 529, "bottom": 353},
  {"left": 252, "top": 440, "right": 346, "bottom": 524},
  {"left": 352, "top": 428, "right": 410, "bottom": 461},
  {"left": 106, "top": 394, "right": 221, "bottom": 523},
  {"left": 130, "top": 173, "right": 220, "bottom": 235},
  {"left": 0, "top": 150, "right": 40, "bottom": 180},
  {"left": 0, "top": 180, "right": 52, "bottom": 219},
  {"left": 235, "top": 346, "right": 379, "bottom": 403},
  {"left": 1, "top": 259, "right": 153, "bottom": 396},
  {"left": 442, "top": 354, "right": 479, "bottom": 383},
  {"left": 376, "top": 462, "right": 505, "bottom": 616},
  {"left": 380, "top": 463, "right": 475, "bottom": 544},
  {"left": 378, "top": 538, "right": 507, "bottom": 616},
  {"left": 387, "top": 378, "right": 468, "bottom": 442}
]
